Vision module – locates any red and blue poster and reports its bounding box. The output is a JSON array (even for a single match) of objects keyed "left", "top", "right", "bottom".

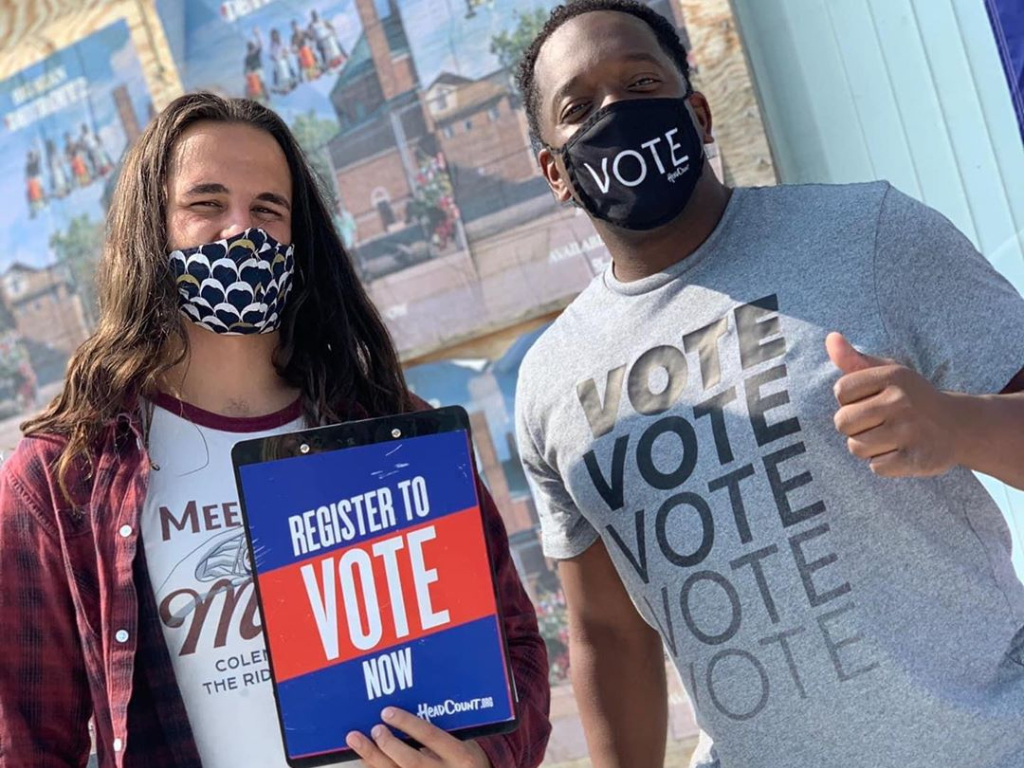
[{"left": 235, "top": 427, "right": 515, "bottom": 761}]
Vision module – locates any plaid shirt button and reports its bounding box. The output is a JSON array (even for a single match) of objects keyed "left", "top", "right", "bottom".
[{"left": 115, "top": 630, "right": 129, "bottom": 643}]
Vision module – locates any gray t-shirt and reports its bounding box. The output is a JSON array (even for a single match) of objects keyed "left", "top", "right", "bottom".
[{"left": 516, "top": 182, "right": 1024, "bottom": 768}]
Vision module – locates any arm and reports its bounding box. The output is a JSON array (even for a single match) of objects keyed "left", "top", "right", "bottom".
[
  {"left": 559, "top": 539, "right": 667, "bottom": 768},
  {"left": 946, "top": 370, "right": 1024, "bottom": 488},
  {"left": 830, "top": 186, "right": 1024, "bottom": 488},
  {"left": 0, "top": 449, "right": 92, "bottom": 767},
  {"left": 476, "top": 485, "right": 552, "bottom": 768},
  {"left": 829, "top": 335, "right": 1024, "bottom": 490}
]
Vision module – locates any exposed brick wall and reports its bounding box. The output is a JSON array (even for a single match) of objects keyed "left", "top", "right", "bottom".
[
  {"left": 391, "top": 53, "right": 417, "bottom": 95},
  {"left": 678, "top": 0, "right": 777, "bottom": 186},
  {"left": 353, "top": 0, "right": 400, "bottom": 100},
  {"left": 1, "top": 270, "right": 89, "bottom": 353}
]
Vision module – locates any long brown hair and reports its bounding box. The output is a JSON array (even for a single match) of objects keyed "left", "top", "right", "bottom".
[{"left": 24, "top": 92, "right": 413, "bottom": 491}]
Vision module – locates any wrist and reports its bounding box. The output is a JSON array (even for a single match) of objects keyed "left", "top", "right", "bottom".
[{"left": 944, "top": 391, "right": 992, "bottom": 471}]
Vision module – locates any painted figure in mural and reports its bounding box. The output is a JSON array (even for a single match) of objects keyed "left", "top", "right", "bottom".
[
  {"left": 44, "top": 136, "right": 69, "bottom": 198},
  {"left": 241, "top": 27, "right": 269, "bottom": 103},
  {"left": 64, "top": 130, "right": 90, "bottom": 188},
  {"left": 291, "top": 18, "right": 320, "bottom": 81},
  {"left": 308, "top": 9, "right": 346, "bottom": 71},
  {"left": 24, "top": 149, "right": 46, "bottom": 217},
  {"left": 243, "top": 39, "right": 269, "bottom": 103},
  {"left": 80, "top": 123, "right": 113, "bottom": 177},
  {"left": 514, "top": 2, "right": 1024, "bottom": 768},
  {"left": 0, "top": 91, "right": 551, "bottom": 768},
  {"left": 269, "top": 27, "right": 298, "bottom": 94}
]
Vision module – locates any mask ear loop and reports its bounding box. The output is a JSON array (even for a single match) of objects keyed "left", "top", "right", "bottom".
[{"left": 679, "top": 81, "right": 704, "bottom": 160}]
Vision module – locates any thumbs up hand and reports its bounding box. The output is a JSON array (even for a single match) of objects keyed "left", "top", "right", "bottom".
[{"left": 827, "top": 332, "right": 958, "bottom": 478}]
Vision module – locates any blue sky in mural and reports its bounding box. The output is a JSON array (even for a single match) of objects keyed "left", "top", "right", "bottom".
[
  {"left": 0, "top": 20, "right": 151, "bottom": 272},
  {"left": 396, "top": 0, "right": 559, "bottom": 86},
  {"left": 157, "top": 0, "right": 562, "bottom": 124},
  {"left": 157, "top": 0, "right": 361, "bottom": 126}
]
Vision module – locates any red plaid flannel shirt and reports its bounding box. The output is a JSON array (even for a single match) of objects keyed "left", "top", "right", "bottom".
[{"left": 0, "top": 409, "right": 551, "bottom": 768}]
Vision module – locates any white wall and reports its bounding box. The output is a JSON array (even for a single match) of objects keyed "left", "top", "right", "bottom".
[{"left": 731, "top": 0, "right": 1024, "bottom": 576}]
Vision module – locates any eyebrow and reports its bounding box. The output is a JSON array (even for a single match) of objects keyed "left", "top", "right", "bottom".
[{"left": 184, "top": 182, "right": 291, "bottom": 211}]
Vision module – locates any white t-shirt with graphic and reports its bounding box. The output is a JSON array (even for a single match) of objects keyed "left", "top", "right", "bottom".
[{"left": 141, "top": 393, "right": 304, "bottom": 767}]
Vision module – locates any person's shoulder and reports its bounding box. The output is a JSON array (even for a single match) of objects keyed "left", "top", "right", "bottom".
[
  {"left": 407, "top": 393, "right": 433, "bottom": 413},
  {"left": 3, "top": 432, "right": 67, "bottom": 478},
  {"left": 742, "top": 180, "right": 892, "bottom": 214},
  {"left": 518, "top": 285, "right": 598, "bottom": 390},
  {"left": 871, "top": 182, "right": 950, "bottom": 230},
  {"left": 1, "top": 433, "right": 69, "bottom": 525}
]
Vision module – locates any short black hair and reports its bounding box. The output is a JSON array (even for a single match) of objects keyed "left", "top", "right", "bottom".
[{"left": 515, "top": 0, "right": 692, "bottom": 145}]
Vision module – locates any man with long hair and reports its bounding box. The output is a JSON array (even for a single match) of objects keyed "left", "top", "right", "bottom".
[
  {"left": 513, "top": 1, "right": 1024, "bottom": 767},
  {"left": 0, "top": 92, "right": 550, "bottom": 768}
]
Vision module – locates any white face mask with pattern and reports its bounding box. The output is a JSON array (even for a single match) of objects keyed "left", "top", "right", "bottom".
[{"left": 169, "top": 228, "right": 295, "bottom": 335}]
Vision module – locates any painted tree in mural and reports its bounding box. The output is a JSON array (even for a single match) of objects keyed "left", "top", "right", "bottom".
[
  {"left": 289, "top": 110, "right": 361, "bottom": 252},
  {"left": 534, "top": 584, "right": 571, "bottom": 684},
  {"left": 407, "top": 153, "right": 459, "bottom": 250},
  {"left": 490, "top": 8, "right": 550, "bottom": 75},
  {"left": 0, "top": 332, "right": 35, "bottom": 416},
  {"left": 48, "top": 213, "right": 104, "bottom": 327},
  {"left": 290, "top": 110, "right": 340, "bottom": 210}
]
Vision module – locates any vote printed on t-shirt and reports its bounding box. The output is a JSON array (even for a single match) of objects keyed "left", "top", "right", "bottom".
[{"left": 236, "top": 428, "right": 515, "bottom": 761}]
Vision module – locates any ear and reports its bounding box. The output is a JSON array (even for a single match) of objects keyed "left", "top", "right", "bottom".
[
  {"left": 538, "top": 146, "right": 574, "bottom": 205},
  {"left": 687, "top": 91, "right": 714, "bottom": 144}
]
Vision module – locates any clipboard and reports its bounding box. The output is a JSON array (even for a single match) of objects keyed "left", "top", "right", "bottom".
[{"left": 231, "top": 406, "right": 519, "bottom": 766}]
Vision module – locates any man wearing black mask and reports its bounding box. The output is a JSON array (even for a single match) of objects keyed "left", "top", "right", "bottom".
[{"left": 514, "top": 2, "right": 1024, "bottom": 767}]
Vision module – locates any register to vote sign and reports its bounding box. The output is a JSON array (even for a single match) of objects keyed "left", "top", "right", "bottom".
[{"left": 237, "top": 429, "right": 516, "bottom": 760}]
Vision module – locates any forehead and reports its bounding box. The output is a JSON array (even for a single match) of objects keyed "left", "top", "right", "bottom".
[
  {"left": 534, "top": 11, "right": 673, "bottom": 101},
  {"left": 168, "top": 121, "right": 292, "bottom": 192}
]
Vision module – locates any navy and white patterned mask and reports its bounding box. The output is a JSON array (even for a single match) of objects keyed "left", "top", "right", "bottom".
[{"left": 169, "top": 228, "right": 295, "bottom": 335}]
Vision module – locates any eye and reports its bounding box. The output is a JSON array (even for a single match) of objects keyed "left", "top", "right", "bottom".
[
  {"left": 253, "top": 206, "right": 280, "bottom": 217},
  {"left": 630, "top": 76, "right": 661, "bottom": 88},
  {"left": 562, "top": 101, "right": 591, "bottom": 122},
  {"left": 191, "top": 200, "right": 221, "bottom": 209}
]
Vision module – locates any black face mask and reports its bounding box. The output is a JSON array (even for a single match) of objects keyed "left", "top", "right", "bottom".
[{"left": 549, "top": 97, "right": 705, "bottom": 231}]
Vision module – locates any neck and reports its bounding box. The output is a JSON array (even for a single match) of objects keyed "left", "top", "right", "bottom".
[
  {"left": 598, "top": 167, "right": 733, "bottom": 283},
  {"left": 160, "top": 323, "right": 300, "bottom": 417}
]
